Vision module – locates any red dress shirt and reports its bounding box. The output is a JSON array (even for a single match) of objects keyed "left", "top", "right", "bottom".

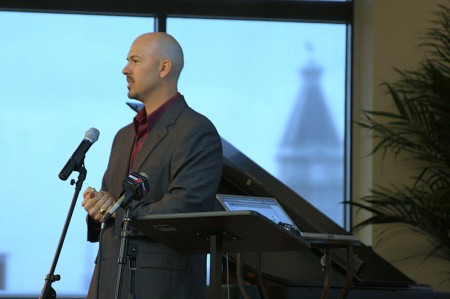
[{"left": 129, "top": 93, "right": 181, "bottom": 169}]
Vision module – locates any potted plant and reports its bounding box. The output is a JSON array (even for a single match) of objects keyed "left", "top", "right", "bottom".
[{"left": 351, "top": 4, "right": 450, "bottom": 270}]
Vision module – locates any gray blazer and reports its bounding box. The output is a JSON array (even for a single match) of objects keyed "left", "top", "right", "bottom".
[{"left": 87, "top": 96, "right": 223, "bottom": 299}]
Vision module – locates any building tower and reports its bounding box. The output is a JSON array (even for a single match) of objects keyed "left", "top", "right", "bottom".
[{"left": 277, "top": 56, "right": 344, "bottom": 224}]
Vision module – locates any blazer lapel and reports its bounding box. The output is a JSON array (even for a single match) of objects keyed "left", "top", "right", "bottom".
[{"left": 130, "top": 97, "right": 188, "bottom": 172}]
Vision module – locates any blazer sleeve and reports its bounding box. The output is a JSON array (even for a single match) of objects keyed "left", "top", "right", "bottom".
[{"left": 86, "top": 129, "right": 130, "bottom": 242}]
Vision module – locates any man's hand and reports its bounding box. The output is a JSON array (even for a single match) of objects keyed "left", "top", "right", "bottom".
[{"left": 82, "top": 187, "right": 115, "bottom": 223}]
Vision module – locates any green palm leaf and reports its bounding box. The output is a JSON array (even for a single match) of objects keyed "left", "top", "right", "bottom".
[{"left": 350, "top": 4, "right": 450, "bottom": 270}]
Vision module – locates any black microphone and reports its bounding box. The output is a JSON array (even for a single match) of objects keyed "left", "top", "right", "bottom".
[
  {"left": 58, "top": 128, "right": 100, "bottom": 181},
  {"left": 103, "top": 172, "right": 149, "bottom": 223}
]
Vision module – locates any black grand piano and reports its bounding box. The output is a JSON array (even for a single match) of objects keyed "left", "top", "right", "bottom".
[
  {"left": 216, "top": 138, "right": 449, "bottom": 299},
  {"left": 127, "top": 102, "right": 448, "bottom": 298}
]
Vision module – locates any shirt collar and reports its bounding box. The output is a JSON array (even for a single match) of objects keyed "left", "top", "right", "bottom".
[{"left": 133, "top": 92, "right": 181, "bottom": 133}]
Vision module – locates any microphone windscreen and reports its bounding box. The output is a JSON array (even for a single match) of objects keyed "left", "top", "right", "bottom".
[{"left": 85, "top": 128, "right": 100, "bottom": 143}]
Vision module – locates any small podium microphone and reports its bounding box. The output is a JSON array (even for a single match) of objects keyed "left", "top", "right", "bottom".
[
  {"left": 58, "top": 128, "right": 100, "bottom": 181},
  {"left": 103, "top": 172, "right": 149, "bottom": 223}
]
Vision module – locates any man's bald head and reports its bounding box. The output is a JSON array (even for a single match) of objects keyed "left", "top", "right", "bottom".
[
  {"left": 123, "top": 32, "right": 185, "bottom": 109},
  {"left": 134, "top": 32, "right": 184, "bottom": 81}
]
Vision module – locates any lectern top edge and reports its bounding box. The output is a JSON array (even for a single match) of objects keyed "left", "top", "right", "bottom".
[{"left": 132, "top": 210, "right": 311, "bottom": 253}]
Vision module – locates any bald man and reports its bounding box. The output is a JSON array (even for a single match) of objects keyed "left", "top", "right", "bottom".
[{"left": 82, "top": 32, "right": 223, "bottom": 299}]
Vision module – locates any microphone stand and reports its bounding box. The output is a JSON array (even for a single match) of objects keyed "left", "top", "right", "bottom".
[
  {"left": 39, "top": 165, "right": 87, "bottom": 299},
  {"left": 114, "top": 203, "right": 137, "bottom": 299}
]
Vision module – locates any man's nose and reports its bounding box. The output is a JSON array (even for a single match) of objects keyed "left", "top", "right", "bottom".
[{"left": 122, "top": 65, "right": 130, "bottom": 75}]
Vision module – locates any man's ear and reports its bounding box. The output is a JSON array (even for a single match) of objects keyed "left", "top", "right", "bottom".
[{"left": 159, "top": 59, "right": 172, "bottom": 78}]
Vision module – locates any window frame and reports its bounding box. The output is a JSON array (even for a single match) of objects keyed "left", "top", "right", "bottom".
[{"left": 0, "top": 0, "right": 352, "bottom": 23}]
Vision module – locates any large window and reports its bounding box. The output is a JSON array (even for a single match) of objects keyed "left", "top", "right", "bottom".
[
  {"left": 167, "top": 18, "right": 347, "bottom": 224},
  {"left": 0, "top": 2, "right": 350, "bottom": 297},
  {"left": 0, "top": 11, "right": 152, "bottom": 296}
]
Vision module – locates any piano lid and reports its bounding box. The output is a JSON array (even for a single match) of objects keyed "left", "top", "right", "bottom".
[{"left": 218, "top": 137, "right": 418, "bottom": 289}]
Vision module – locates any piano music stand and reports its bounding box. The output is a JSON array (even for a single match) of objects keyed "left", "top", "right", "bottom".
[{"left": 132, "top": 210, "right": 311, "bottom": 299}]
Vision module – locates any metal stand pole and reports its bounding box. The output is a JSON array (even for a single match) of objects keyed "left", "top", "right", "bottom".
[
  {"left": 39, "top": 166, "right": 87, "bottom": 299},
  {"left": 114, "top": 204, "right": 136, "bottom": 299}
]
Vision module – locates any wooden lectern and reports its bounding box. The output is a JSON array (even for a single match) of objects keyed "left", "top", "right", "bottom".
[
  {"left": 132, "top": 210, "right": 311, "bottom": 299},
  {"left": 132, "top": 210, "right": 360, "bottom": 299}
]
